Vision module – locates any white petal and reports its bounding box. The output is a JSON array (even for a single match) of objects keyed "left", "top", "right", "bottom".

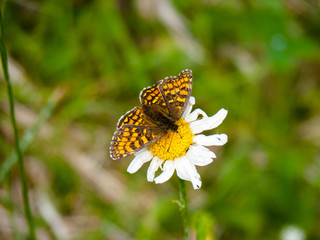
[
  {"left": 154, "top": 160, "right": 175, "bottom": 184},
  {"left": 186, "top": 144, "right": 215, "bottom": 166},
  {"left": 182, "top": 96, "right": 195, "bottom": 119},
  {"left": 183, "top": 158, "right": 202, "bottom": 189},
  {"left": 185, "top": 108, "right": 208, "bottom": 122},
  {"left": 189, "top": 96, "right": 195, "bottom": 105},
  {"left": 175, "top": 156, "right": 202, "bottom": 189},
  {"left": 191, "top": 174, "right": 202, "bottom": 190},
  {"left": 127, "top": 149, "right": 153, "bottom": 174},
  {"left": 147, "top": 156, "right": 162, "bottom": 182},
  {"left": 193, "top": 134, "right": 228, "bottom": 146},
  {"left": 174, "top": 157, "right": 191, "bottom": 181},
  {"left": 190, "top": 108, "right": 228, "bottom": 134}
]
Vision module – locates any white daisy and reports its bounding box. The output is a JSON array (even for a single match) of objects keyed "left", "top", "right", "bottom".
[{"left": 126, "top": 96, "right": 228, "bottom": 189}]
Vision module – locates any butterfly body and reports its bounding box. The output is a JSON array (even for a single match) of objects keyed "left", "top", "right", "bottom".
[
  {"left": 142, "top": 106, "right": 178, "bottom": 132},
  {"left": 110, "top": 69, "right": 193, "bottom": 160}
]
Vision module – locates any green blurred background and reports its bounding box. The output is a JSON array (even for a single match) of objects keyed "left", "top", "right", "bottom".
[{"left": 1, "top": 0, "right": 320, "bottom": 239}]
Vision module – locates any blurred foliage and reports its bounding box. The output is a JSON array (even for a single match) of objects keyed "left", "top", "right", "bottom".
[{"left": 1, "top": 0, "right": 320, "bottom": 239}]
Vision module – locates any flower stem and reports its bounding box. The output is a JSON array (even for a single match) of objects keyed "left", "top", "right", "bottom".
[
  {"left": 178, "top": 178, "right": 188, "bottom": 239},
  {"left": 0, "top": 11, "right": 37, "bottom": 240}
]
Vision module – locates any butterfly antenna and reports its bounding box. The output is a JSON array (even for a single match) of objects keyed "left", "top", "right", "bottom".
[
  {"left": 165, "top": 131, "right": 175, "bottom": 154},
  {"left": 178, "top": 130, "right": 182, "bottom": 138}
]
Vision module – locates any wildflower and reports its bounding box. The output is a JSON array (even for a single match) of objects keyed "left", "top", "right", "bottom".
[{"left": 127, "top": 96, "right": 227, "bottom": 189}]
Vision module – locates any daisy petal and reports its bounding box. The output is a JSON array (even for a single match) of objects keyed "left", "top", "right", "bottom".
[
  {"left": 127, "top": 149, "right": 153, "bottom": 174},
  {"left": 175, "top": 156, "right": 202, "bottom": 189},
  {"left": 187, "top": 144, "right": 215, "bottom": 166},
  {"left": 182, "top": 96, "right": 195, "bottom": 119},
  {"left": 189, "top": 96, "right": 195, "bottom": 105},
  {"left": 147, "top": 157, "right": 162, "bottom": 182},
  {"left": 193, "top": 133, "right": 228, "bottom": 146},
  {"left": 184, "top": 160, "right": 202, "bottom": 190},
  {"left": 154, "top": 160, "right": 175, "bottom": 184},
  {"left": 185, "top": 108, "right": 208, "bottom": 122},
  {"left": 174, "top": 157, "right": 191, "bottom": 181},
  {"left": 190, "top": 108, "right": 228, "bottom": 134},
  {"left": 191, "top": 174, "right": 202, "bottom": 190}
]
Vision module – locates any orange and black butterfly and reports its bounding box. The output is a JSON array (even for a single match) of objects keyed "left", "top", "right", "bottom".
[{"left": 110, "top": 69, "right": 193, "bottom": 160}]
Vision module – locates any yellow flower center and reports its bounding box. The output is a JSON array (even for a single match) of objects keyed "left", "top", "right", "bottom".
[{"left": 149, "top": 118, "right": 194, "bottom": 161}]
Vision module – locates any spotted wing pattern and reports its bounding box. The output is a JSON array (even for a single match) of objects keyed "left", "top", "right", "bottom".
[
  {"left": 117, "top": 107, "right": 147, "bottom": 128},
  {"left": 159, "top": 69, "right": 193, "bottom": 121},
  {"left": 111, "top": 105, "right": 165, "bottom": 160},
  {"left": 110, "top": 125, "right": 164, "bottom": 160},
  {"left": 139, "top": 85, "right": 170, "bottom": 121}
]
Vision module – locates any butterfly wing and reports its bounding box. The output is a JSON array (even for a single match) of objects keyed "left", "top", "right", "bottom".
[
  {"left": 158, "top": 69, "right": 193, "bottom": 121},
  {"left": 110, "top": 125, "right": 164, "bottom": 160},
  {"left": 139, "top": 84, "right": 172, "bottom": 124},
  {"left": 110, "top": 107, "right": 165, "bottom": 160},
  {"left": 117, "top": 107, "right": 147, "bottom": 128}
]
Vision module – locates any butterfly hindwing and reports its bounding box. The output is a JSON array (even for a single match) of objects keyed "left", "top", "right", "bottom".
[{"left": 110, "top": 125, "right": 164, "bottom": 160}]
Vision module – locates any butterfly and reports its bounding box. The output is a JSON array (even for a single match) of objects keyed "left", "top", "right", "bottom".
[{"left": 110, "top": 69, "right": 193, "bottom": 160}]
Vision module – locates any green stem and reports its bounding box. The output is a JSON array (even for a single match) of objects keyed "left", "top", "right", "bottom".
[
  {"left": 0, "top": 11, "right": 37, "bottom": 240},
  {"left": 178, "top": 178, "right": 188, "bottom": 239}
]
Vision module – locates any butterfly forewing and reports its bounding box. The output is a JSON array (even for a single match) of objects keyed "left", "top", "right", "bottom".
[
  {"left": 139, "top": 85, "right": 171, "bottom": 123},
  {"left": 117, "top": 107, "right": 148, "bottom": 128},
  {"left": 159, "top": 69, "right": 193, "bottom": 121}
]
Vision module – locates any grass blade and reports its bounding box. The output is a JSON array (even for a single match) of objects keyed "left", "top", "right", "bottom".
[{"left": 0, "top": 10, "right": 37, "bottom": 240}]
